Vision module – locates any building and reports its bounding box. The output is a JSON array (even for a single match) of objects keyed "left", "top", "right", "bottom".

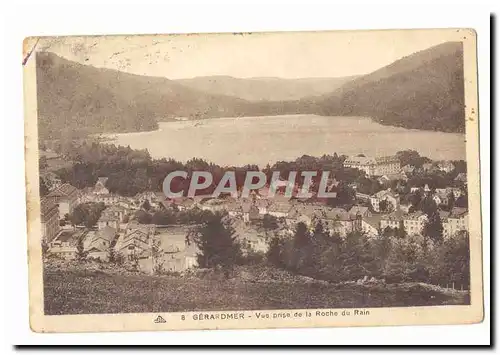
[
  {"left": 377, "top": 172, "right": 408, "bottom": 185},
  {"left": 421, "top": 163, "right": 435, "bottom": 172},
  {"left": 94, "top": 177, "right": 109, "bottom": 195},
  {"left": 267, "top": 202, "right": 293, "bottom": 218},
  {"left": 242, "top": 202, "right": 260, "bottom": 223},
  {"left": 40, "top": 198, "right": 60, "bottom": 243},
  {"left": 48, "top": 229, "right": 88, "bottom": 259},
  {"left": 97, "top": 209, "right": 121, "bottom": 230},
  {"left": 240, "top": 234, "right": 269, "bottom": 253},
  {"left": 84, "top": 226, "right": 117, "bottom": 260},
  {"left": 46, "top": 183, "right": 79, "bottom": 219},
  {"left": 370, "top": 189, "right": 400, "bottom": 213},
  {"left": 437, "top": 161, "right": 455, "bottom": 173},
  {"left": 401, "top": 165, "right": 416, "bottom": 174},
  {"left": 442, "top": 207, "right": 468, "bottom": 239},
  {"left": 343, "top": 155, "right": 400, "bottom": 177},
  {"left": 360, "top": 215, "right": 383, "bottom": 238},
  {"left": 115, "top": 225, "right": 155, "bottom": 261},
  {"left": 455, "top": 172, "right": 467, "bottom": 184},
  {"left": 155, "top": 226, "right": 199, "bottom": 272},
  {"left": 402, "top": 211, "right": 428, "bottom": 236},
  {"left": 399, "top": 203, "right": 412, "bottom": 214},
  {"left": 380, "top": 211, "right": 403, "bottom": 231},
  {"left": 348, "top": 206, "right": 371, "bottom": 218}
]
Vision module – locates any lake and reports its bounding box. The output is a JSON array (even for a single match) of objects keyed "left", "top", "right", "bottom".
[{"left": 106, "top": 115, "right": 466, "bottom": 167}]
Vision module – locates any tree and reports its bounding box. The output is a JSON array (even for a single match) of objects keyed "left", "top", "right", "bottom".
[
  {"left": 455, "top": 194, "right": 468, "bottom": 209},
  {"left": 423, "top": 211, "right": 444, "bottom": 244},
  {"left": 135, "top": 210, "right": 152, "bottom": 224},
  {"left": 107, "top": 245, "right": 116, "bottom": 263},
  {"left": 266, "top": 236, "right": 284, "bottom": 267},
  {"left": 447, "top": 191, "right": 456, "bottom": 211},
  {"left": 192, "top": 212, "right": 242, "bottom": 273},
  {"left": 152, "top": 210, "right": 176, "bottom": 225},
  {"left": 142, "top": 199, "right": 151, "bottom": 211},
  {"left": 379, "top": 199, "right": 388, "bottom": 213},
  {"left": 76, "top": 238, "right": 88, "bottom": 261},
  {"left": 69, "top": 203, "right": 106, "bottom": 229},
  {"left": 152, "top": 239, "right": 165, "bottom": 274}
]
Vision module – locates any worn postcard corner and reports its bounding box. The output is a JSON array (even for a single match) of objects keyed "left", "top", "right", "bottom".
[{"left": 23, "top": 28, "right": 483, "bottom": 334}]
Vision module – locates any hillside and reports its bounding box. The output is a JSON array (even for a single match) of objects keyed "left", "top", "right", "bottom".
[
  {"left": 302, "top": 41, "right": 466, "bottom": 133},
  {"left": 43, "top": 265, "right": 469, "bottom": 315},
  {"left": 176, "top": 75, "right": 357, "bottom": 101},
  {"left": 35, "top": 52, "right": 271, "bottom": 139},
  {"left": 35, "top": 41, "right": 466, "bottom": 139}
]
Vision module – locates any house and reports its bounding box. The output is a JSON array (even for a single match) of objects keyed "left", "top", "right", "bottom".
[
  {"left": 156, "top": 226, "right": 199, "bottom": 273},
  {"left": 240, "top": 234, "right": 268, "bottom": 254},
  {"left": 40, "top": 171, "right": 62, "bottom": 191},
  {"left": 348, "top": 206, "right": 371, "bottom": 218},
  {"left": 177, "top": 198, "right": 195, "bottom": 211},
  {"left": 199, "top": 198, "right": 227, "bottom": 213},
  {"left": 286, "top": 205, "right": 318, "bottom": 227},
  {"left": 377, "top": 172, "right": 408, "bottom": 185},
  {"left": 355, "top": 192, "right": 371, "bottom": 202},
  {"left": 46, "top": 183, "right": 79, "bottom": 219},
  {"left": 437, "top": 161, "right": 455, "bottom": 173},
  {"left": 255, "top": 198, "right": 273, "bottom": 215},
  {"left": 421, "top": 163, "right": 435, "bottom": 172},
  {"left": 380, "top": 211, "right": 403, "bottom": 231},
  {"left": 402, "top": 211, "right": 428, "bottom": 236},
  {"left": 48, "top": 229, "right": 88, "bottom": 259},
  {"left": 84, "top": 226, "right": 117, "bottom": 260},
  {"left": 97, "top": 209, "right": 121, "bottom": 230},
  {"left": 401, "top": 165, "right": 416, "bottom": 174},
  {"left": 370, "top": 189, "right": 400, "bottom": 213},
  {"left": 343, "top": 155, "right": 400, "bottom": 177},
  {"left": 432, "top": 194, "right": 443, "bottom": 206},
  {"left": 242, "top": 202, "right": 260, "bottom": 223},
  {"left": 95, "top": 193, "right": 121, "bottom": 206},
  {"left": 115, "top": 225, "right": 154, "bottom": 261},
  {"left": 317, "top": 208, "right": 360, "bottom": 238},
  {"left": 399, "top": 203, "right": 412, "bottom": 214},
  {"left": 94, "top": 177, "right": 109, "bottom": 195},
  {"left": 442, "top": 207, "right": 468, "bottom": 239},
  {"left": 455, "top": 173, "right": 467, "bottom": 184},
  {"left": 40, "top": 198, "right": 60, "bottom": 242},
  {"left": 267, "top": 202, "right": 293, "bottom": 218},
  {"left": 361, "top": 215, "right": 383, "bottom": 238}
]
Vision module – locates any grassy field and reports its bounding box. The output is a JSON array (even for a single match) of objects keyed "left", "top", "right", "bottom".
[{"left": 43, "top": 267, "right": 469, "bottom": 315}]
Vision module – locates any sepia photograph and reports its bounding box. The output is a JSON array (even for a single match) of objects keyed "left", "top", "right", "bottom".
[{"left": 23, "top": 29, "right": 483, "bottom": 333}]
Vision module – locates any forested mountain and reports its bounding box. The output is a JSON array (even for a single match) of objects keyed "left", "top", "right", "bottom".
[
  {"left": 35, "top": 52, "right": 267, "bottom": 139},
  {"left": 300, "top": 42, "right": 466, "bottom": 132},
  {"left": 36, "top": 41, "right": 466, "bottom": 139},
  {"left": 176, "top": 75, "right": 357, "bottom": 101}
]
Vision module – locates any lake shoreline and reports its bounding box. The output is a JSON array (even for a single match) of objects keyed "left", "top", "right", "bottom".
[{"left": 97, "top": 114, "right": 466, "bottom": 166}]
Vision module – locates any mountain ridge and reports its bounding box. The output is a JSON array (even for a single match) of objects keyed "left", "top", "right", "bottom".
[{"left": 35, "top": 41, "right": 466, "bottom": 140}]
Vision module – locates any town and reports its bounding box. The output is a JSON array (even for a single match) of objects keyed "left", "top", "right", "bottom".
[{"left": 40, "top": 148, "right": 469, "bottom": 278}]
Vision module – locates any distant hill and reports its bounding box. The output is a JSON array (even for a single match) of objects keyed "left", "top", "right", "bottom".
[
  {"left": 36, "top": 41, "right": 466, "bottom": 140},
  {"left": 176, "top": 75, "right": 357, "bottom": 101},
  {"left": 35, "top": 52, "right": 268, "bottom": 139},
  {"left": 301, "top": 41, "right": 466, "bottom": 133}
]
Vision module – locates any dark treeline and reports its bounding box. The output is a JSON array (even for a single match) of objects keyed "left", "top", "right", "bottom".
[
  {"left": 267, "top": 221, "right": 470, "bottom": 289},
  {"left": 47, "top": 141, "right": 466, "bottom": 205}
]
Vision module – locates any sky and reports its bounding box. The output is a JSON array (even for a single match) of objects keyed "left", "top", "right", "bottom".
[{"left": 34, "top": 30, "right": 456, "bottom": 79}]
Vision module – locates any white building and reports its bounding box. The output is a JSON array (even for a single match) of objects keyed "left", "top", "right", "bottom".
[{"left": 343, "top": 155, "right": 400, "bottom": 177}]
